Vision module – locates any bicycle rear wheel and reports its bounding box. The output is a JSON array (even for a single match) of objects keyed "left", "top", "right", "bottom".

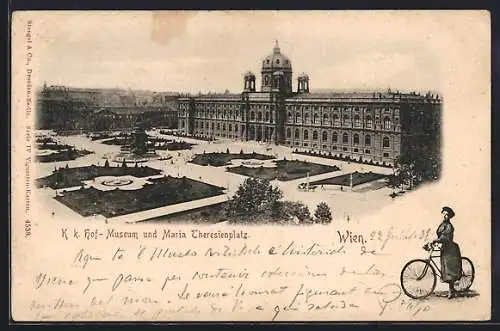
[
  {"left": 454, "top": 257, "right": 475, "bottom": 292},
  {"left": 400, "top": 259, "right": 437, "bottom": 299}
]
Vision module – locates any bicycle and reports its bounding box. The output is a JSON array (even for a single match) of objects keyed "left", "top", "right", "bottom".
[{"left": 400, "top": 242, "right": 475, "bottom": 299}]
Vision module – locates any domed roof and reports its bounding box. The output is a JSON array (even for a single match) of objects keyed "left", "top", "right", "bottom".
[{"left": 262, "top": 40, "right": 292, "bottom": 70}]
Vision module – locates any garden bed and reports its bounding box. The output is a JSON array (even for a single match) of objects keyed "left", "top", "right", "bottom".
[
  {"left": 226, "top": 159, "right": 339, "bottom": 181},
  {"left": 36, "top": 164, "right": 162, "bottom": 189},
  {"left": 310, "top": 171, "right": 387, "bottom": 187},
  {"left": 55, "top": 175, "right": 225, "bottom": 218},
  {"left": 190, "top": 151, "right": 275, "bottom": 167}
]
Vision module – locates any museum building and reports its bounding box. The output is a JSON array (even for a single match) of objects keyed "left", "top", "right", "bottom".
[{"left": 178, "top": 41, "right": 441, "bottom": 166}]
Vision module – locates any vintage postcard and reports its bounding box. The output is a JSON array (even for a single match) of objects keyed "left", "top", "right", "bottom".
[{"left": 10, "top": 10, "right": 491, "bottom": 321}]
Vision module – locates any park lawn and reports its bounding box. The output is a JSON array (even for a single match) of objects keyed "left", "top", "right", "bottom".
[
  {"left": 36, "top": 165, "right": 162, "bottom": 189},
  {"left": 36, "top": 149, "right": 94, "bottom": 163},
  {"left": 226, "top": 159, "right": 339, "bottom": 181},
  {"left": 55, "top": 176, "right": 225, "bottom": 218},
  {"left": 190, "top": 152, "right": 275, "bottom": 167},
  {"left": 310, "top": 171, "right": 387, "bottom": 187}
]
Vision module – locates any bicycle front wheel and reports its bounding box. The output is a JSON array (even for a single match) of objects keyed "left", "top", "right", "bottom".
[
  {"left": 400, "top": 259, "right": 437, "bottom": 299},
  {"left": 454, "top": 257, "right": 475, "bottom": 292}
]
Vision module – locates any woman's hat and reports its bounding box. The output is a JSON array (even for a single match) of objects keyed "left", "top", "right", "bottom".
[{"left": 441, "top": 206, "right": 455, "bottom": 219}]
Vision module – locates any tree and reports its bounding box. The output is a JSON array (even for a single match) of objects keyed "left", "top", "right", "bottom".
[
  {"left": 227, "top": 178, "right": 283, "bottom": 218},
  {"left": 275, "top": 201, "right": 312, "bottom": 223},
  {"left": 314, "top": 202, "right": 332, "bottom": 224},
  {"left": 226, "top": 147, "right": 230, "bottom": 154},
  {"left": 104, "top": 159, "right": 110, "bottom": 168},
  {"left": 122, "top": 159, "right": 127, "bottom": 168}
]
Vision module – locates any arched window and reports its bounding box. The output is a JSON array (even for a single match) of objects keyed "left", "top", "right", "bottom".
[
  {"left": 313, "top": 130, "right": 318, "bottom": 140},
  {"left": 304, "top": 130, "right": 309, "bottom": 140},
  {"left": 228, "top": 124, "right": 232, "bottom": 131},
  {"left": 264, "top": 75, "right": 270, "bottom": 84},
  {"left": 333, "top": 114, "right": 339, "bottom": 125},
  {"left": 295, "top": 129, "right": 300, "bottom": 139},
  {"left": 353, "top": 134, "right": 359, "bottom": 145},
  {"left": 287, "top": 128, "right": 291, "bottom": 138},
  {"left": 332, "top": 132, "right": 338, "bottom": 143},
  {"left": 258, "top": 112, "right": 263, "bottom": 121},
  {"left": 223, "top": 123, "right": 226, "bottom": 131},
  {"left": 288, "top": 112, "right": 292, "bottom": 121},
  {"left": 384, "top": 117, "right": 391, "bottom": 130},
  {"left": 265, "top": 111, "right": 270, "bottom": 121},
  {"left": 366, "top": 115, "right": 373, "bottom": 128},
  {"left": 250, "top": 111, "right": 255, "bottom": 121},
  {"left": 365, "top": 134, "right": 371, "bottom": 146},
  {"left": 217, "top": 123, "right": 220, "bottom": 130},
  {"left": 323, "top": 113, "right": 329, "bottom": 125},
  {"left": 383, "top": 137, "right": 390, "bottom": 148},
  {"left": 295, "top": 112, "right": 301, "bottom": 123},
  {"left": 354, "top": 115, "right": 361, "bottom": 128},
  {"left": 211, "top": 122, "right": 214, "bottom": 130},
  {"left": 304, "top": 113, "right": 310, "bottom": 124},
  {"left": 343, "top": 115, "right": 349, "bottom": 126},
  {"left": 313, "top": 113, "right": 319, "bottom": 124},
  {"left": 342, "top": 133, "right": 349, "bottom": 143},
  {"left": 322, "top": 131, "right": 328, "bottom": 141},
  {"left": 235, "top": 124, "right": 238, "bottom": 132}
]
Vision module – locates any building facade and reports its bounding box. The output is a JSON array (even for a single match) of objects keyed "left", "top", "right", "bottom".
[
  {"left": 178, "top": 41, "right": 441, "bottom": 167},
  {"left": 36, "top": 85, "right": 179, "bottom": 132}
]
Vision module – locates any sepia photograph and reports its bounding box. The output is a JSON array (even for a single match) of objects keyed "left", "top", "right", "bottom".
[{"left": 11, "top": 10, "right": 490, "bottom": 322}]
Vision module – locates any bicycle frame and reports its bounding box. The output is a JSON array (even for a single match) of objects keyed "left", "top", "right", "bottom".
[{"left": 417, "top": 248, "right": 442, "bottom": 280}]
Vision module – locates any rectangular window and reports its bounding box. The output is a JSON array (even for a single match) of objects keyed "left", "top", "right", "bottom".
[
  {"left": 365, "top": 149, "right": 371, "bottom": 154},
  {"left": 332, "top": 146, "right": 337, "bottom": 150},
  {"left": 353, "top": 148, "right": 359, "bottom": 152},
  {"left": 343, "top": 147, "right": 348, "bottom": 151},
  {"left": 383, "top": 153, "right": 389, "bottom": 157},
  {"left": 303, "top": 142, "right": 309, "bottom": 147}
]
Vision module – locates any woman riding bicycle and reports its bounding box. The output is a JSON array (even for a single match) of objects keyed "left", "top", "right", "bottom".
[{"left": 431, "top": 206, "right": 463, "bottom": 299}]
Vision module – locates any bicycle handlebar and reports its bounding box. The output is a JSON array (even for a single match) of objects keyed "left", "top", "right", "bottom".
[{"left": 423, "top": 242, "right": 442, "bottom": 251}]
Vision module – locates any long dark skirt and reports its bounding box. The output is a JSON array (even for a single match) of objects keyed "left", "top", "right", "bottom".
[{"left": 440, "top": 241, "right": 462, "bottom": 282}]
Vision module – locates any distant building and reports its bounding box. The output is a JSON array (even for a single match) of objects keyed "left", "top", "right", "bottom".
[
  {"left": 36, "top": 83, "right": 179, "bottom": 131},
  {"left": 178, "top": 41, "right": 441, "bottom": 168}
]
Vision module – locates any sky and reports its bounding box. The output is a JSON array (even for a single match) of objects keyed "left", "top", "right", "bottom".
[{"left": 29, "top": 11, "right": 456, "bottom": 94}]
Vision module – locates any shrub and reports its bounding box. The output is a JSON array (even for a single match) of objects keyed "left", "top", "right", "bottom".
[{"left": 314, "top": 202, "right": 332, "bottom": 224}]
